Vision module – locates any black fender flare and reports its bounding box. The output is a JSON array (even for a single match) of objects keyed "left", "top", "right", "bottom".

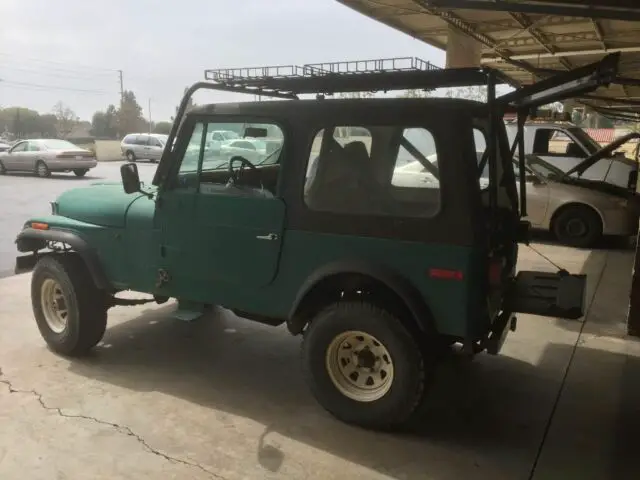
[
  {"left": 15, "top": 227, "right": 112, "bottom": 291},
  {"left": 288, "top": 260, "right": 436, "bottom": 335}
]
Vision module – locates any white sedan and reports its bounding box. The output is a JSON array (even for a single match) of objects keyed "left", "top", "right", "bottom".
[
  {"left": 0, "top": 138, "right": 97, "bottom": 178},
  {"left": 219, "top": 139, "right": 269, "bottom": 164}
]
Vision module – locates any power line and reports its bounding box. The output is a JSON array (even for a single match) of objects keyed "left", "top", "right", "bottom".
[
  {"left": 0, "top": 63, "right": 119, "bottom": 81},
  {"left": 0, "top": 52, "right": 118, "bottom": 73},
  {"left": 0, "top": 79, "right": 114, "bottom": 95}
]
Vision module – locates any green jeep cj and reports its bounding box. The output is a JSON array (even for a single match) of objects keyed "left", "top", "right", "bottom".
[{"left": 15, "top": 55, "right": 620, "bottom": 430}]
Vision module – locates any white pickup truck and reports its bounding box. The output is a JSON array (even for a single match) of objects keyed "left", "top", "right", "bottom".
[{"left": 505, "top": 121, "right": 638, "bottom": 190}]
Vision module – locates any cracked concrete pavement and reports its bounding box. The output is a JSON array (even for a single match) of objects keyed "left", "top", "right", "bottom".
[{"left": 0, "top": 242, "right": 639, "bottom": 479}]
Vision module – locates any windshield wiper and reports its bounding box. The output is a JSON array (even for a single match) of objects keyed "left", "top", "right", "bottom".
[{"left": 256, "top": 146, "right": 283, "bottom": 166}]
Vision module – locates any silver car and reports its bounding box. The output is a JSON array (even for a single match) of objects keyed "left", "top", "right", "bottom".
[
  {"left": 120, "top": 133, "right": 168, "bottom": 163},
  {"left": 517, "top": 155, "right": 637, "bottom": 248},
  {"left": 0, "top": 139, "right": 97, "bottom": 178}
]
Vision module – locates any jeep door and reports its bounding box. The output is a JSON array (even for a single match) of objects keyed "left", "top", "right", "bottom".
[{"left": 154, "top": 117, "right": 286, "bottom": 301}]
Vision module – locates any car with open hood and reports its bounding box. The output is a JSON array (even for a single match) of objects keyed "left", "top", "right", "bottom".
[{"left": 515, "top": 154, "right": 637, "bottom": 247}]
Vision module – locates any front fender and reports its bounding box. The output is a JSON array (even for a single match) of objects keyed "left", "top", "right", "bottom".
[{"left": 15, "top": 225, "right": 112, "bottom": 291}]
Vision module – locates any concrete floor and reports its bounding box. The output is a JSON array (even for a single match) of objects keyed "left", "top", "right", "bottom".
[{"left": 0, "top": 243, "right": 639, "bottom": 480}]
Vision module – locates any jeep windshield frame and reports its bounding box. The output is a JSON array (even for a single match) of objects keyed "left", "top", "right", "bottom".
[{"left": 153, "top": 53, "right": 621, "bottom": 225}]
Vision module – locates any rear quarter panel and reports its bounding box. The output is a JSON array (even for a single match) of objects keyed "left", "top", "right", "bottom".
[{"left": 258, "top": 231, "right": 487, "bottom": 338}]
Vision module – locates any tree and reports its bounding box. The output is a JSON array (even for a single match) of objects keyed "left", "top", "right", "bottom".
[
  {"left": 397, "top": 89, "right": 432, "bottom": 98},
  {"left": 91, "top": 104, "right": 118, "bottom": 138},
  {"left": 52, "top": 101, "right": 79, "bottom": 138},
  {"left": 153, "top": 121, "right": 173, "bottom": 135},
  {"left": 117, "top": 90, "right": 145, "bottom": 135},
  {"left": 0, "top": 107, "right": 48, "bottom": 138},
  {"left": 443, "top": 85, "right": 487, "bottom": 102},
  {"left": 35, "top": 114, "right": 58, "bottom": 137}
]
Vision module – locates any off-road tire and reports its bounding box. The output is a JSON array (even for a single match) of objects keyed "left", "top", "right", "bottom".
[
  {"left": 126, "top": 150, "right": 136, "bottom": 162},
  {"left": 31, "top": 254, "right": 108, "bottom": 356},
  {"left": 0, "top": 161, "right": 5, "bottom": 174},
  {"left": 553, "top": 204, "right": 602, "bottom": 248},
  {"left": 73, "top": 169, "right": 88, "bottom": 177},
  {"left": 35, "top": 161, "right": 50, "bottom": 178},
  {"left": 301, "top": 301, "right": 428, "bottom": 430}
]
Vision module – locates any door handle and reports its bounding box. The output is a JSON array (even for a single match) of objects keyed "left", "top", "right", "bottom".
[{"left": 256, "top": 233, "right": 278, "bottom": 241}]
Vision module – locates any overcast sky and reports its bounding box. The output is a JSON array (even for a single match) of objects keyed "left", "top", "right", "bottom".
[{"left": 0, "top": 0, "right": 444, "bottom": 122}]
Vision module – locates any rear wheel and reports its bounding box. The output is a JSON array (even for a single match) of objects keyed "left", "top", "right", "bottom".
[
  {"left": 31, "top": 254, "right": 108, "bottom": 356},
  {"left": 73, "top": 169, "right": 88, "bottom": 177},
  {"left": 126, "top": 150, "right": 136, "bottom": 162},
  {"left": 301, "top": 301, "right": 429, "bottom": 430},
  {"left": 35, "top": 161, "right": 50, "bottom": 178},
  {"left": 553, "top": 205, "right": 602, "bottom": 248}
]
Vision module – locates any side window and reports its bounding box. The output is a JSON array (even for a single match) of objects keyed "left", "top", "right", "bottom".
[
  {"left": 10, "top": 142, "right": 27, "bottom": 153},
  {"left": 304, "top": 125, "right": 440, "bottom": 217},
  {"left": 175, "top": 120, "right": 284, "bottom": 196},
  {"left": 28, "top": 142, "right": 41, "bottom": 152},
  {"left": 306, "top": 127, "right": 371, "bottom": 181},
  {"left": 137, "top": 135, "right": 150, "bottom": 145},
  {"left": 548, "top": 130, "right": 571, "bottom": 154},
  {"left": 391, "top": 128, "right": 439, "bottom": 189},
  {"left": 532, "top": 129, "right": 552, "bottom": 155},
  {"left": 149, "top": 137, "right": 162, "bottom": 147},
  {"left": 123, "top": 135, "right": 133, "bottom": 144}
]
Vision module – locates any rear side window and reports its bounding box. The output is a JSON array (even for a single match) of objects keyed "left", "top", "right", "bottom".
[
  {"left": 304, "top": 125, "right": 441, "bottom": 218},
  {"left": 135, "top": 135, "right": 149, "bottom": 145}
]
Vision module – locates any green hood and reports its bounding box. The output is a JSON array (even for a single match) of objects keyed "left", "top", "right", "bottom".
[{"left": 56, "top": 183, "right": 151, "bottom": 228}]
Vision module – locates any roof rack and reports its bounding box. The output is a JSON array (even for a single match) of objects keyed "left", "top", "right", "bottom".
[{"left": 203, "top": 56, "right": 515, "bottom": 99}]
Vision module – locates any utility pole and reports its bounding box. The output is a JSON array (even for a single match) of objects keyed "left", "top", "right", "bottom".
[
  {"left": 118, "top": 70, "right": 124, "bottom": 104},
  {"left": 148, "top": 98, "right": 152, "bottom": 133},
  {"left": 117, "top": 70, "right": 124, "bottom": 138}
]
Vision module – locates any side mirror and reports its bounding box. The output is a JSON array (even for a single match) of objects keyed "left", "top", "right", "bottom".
[{"left": 121, "top": 163, "right": 141, "bottom": 194}]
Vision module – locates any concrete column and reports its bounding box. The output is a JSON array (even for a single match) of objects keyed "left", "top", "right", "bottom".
[{"left": 446, "top": 25, "right": 481, "bottom": 68}]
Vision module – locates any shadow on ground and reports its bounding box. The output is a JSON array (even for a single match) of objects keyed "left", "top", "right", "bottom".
[{"left": 66, "top": 305, "right": 640, "bottom": 479}]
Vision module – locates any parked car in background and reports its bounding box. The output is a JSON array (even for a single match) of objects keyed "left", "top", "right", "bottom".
[
  {"left": 0, "top": 139, "right": 97, "bottom": 178},
  {"left": 219, "top": 138, "right": 270, "bottom": 164},
  {"left": 206, "top": 129, "right": 239, "bottom": 153},
  {"left": 120, "top": 133, "right": 169, "bottom": 163},
  {"left": 505, "top": 120, "right": 638, "bottom": 190},
  {"left": 515, "top": 154, "right": 637, "bottom": 247}
]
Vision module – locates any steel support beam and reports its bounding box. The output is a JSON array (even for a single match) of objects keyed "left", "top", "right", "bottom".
[
  {"left": 411, "top": 0, "right": 542, "bottom": 79},
  {"left": 508, "top": 11, "right": 572, "bottom": 70},
  {"left": 483, "top": 46, "right": 640, "bottom": 63},
  {"left": 422, "top": 1, "right": 640, "bottom": 22}
]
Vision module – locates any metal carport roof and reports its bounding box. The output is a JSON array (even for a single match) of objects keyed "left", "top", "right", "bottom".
[{"left": 337, "top": 0, "right": 640, "bottom": 119}]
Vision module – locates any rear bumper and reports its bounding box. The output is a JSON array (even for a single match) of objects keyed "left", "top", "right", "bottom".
[
  {"left": 47, "top": 159, "right": 97, "bottom": 171},
  {"left": 509, "top": 270, "right": 587, "bottom": 320}
]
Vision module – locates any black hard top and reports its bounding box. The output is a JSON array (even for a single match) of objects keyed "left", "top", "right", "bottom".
[{"left": 188, "top": 96, "right": 486, "bottom": 118}]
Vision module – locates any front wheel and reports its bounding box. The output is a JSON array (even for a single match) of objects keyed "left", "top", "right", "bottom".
[
  {"left": 31, "top": 254, "right": 108, "bottom": 356},
  {"left": 301, "top": 301, "right": 429, "bottom": 430},
  {"left": 73, "top": 169, "right": 88, "bottom": 177},
  {"left": 35, "top": 161, "right": 50, "bottom": 178},
  {"left": 553, "top": 205, "right": 602, "bottom": 248}
]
